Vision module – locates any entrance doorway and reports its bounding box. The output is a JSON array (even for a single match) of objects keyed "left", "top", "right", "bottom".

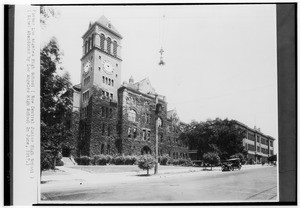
[{"left": 141, "top": 146, "right": 152, "bottom": 155}]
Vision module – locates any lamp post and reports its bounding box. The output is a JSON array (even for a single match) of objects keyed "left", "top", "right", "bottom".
[{"left": 154, "top": 94, "right": 159, "bottom": 174}]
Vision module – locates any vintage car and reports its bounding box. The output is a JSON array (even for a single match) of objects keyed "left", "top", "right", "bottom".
[{"left": 221, "top": 158, "right": 241, "bottom": 171}]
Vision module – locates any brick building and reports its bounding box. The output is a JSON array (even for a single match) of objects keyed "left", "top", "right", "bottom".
[
  {"left": 75, "top": 16, "right": 188, "bottom": 158},
  {"left": 234, "top": 121, "right": 275, "bottom": 163}
]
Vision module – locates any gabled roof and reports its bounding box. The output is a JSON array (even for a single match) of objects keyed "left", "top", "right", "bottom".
[
  {"left": 95, "top": 15, "right": 122, "bottom": 38},
  {"left": 133, "top": 77, "right": 156, "bottom": 95}
]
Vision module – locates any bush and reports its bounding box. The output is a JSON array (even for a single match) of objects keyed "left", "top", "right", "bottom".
[
  {"left": 124, "top": 155, "right": 137, "bottom": 165},
  {"left": 56, "top": 159, "right": 64, "bottom": 166},
  {"left": 93, "top": 154, "right": 108, "bottom": 165},
  {"left": 248, "top": 158, "right": 255, "bottom": 165},
  {"left": 179, "top": 158, "right": 193, "bottom": 166},
  {"left": 74, "top": 156, "right": 91, "bottom": 165},
  {"left": 113, "top": 155, "right": 126, "bottom": 165},
  {"left": 41, "top": 151, "right": 53, "bottom": 170},
  {"left": 137, "top": 154, "right": 156, "bottom": 175},
  {"left": 203, "top": 152, "right": 220, "bottom": 170},
  {"left": 159, "top": 154, "right": 171, "bottom": 165}
]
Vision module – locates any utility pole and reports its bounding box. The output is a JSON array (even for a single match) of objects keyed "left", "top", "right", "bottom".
[{"left": 154, "top": 94, "right": 159, "bottom": 174}]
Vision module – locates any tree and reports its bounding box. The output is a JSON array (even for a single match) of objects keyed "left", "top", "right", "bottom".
[
  {"left": 41, "top": 38, "right": 73, "bottom": 170},
  {"left": 268, "top": 154, "right": 277, "bottom": 164},
  {"left": 137, "top": 154, "right": 156, "bottom": 175},
  {"left": 202, "top": 152, "right": 220, "bottom": 170},
  {"left": 180, "top": 118, "right": 246, "bottom": 161}
]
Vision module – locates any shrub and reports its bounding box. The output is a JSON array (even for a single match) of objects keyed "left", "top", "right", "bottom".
[
  {"left": 159, "top": 154, "right": 171, "bottom": 165},
  {"left": 248, "top": 158, "right": 255, "bottom": 165},
  {"left": 113, "top": 155, "right": 126, "bottom": 165},
  {"left": 124, "top": 155, "right": 137, "bottom": 165},
  {"left": 74, "top": 156, "right": 91, "bottom": 165},
  {"left": 93, "top": 154, "right": 107, "bottom": 165},
  {"left": 56, "top": 159, "right": 64, "bottom": 166},
  {"left": 41, "top": 151, "right": 53, "bottom": 170},
  {"left": 106, "top": 155, "right": 113, "bottom": 164},
  {"left": 172, "top": 159, "right": 179, "bottom": 166},
  {"left": 137, "top": 154, "right": 156, "bottom": 175},
  {"left": 178, "top": 158, "right": 193, "bottom": 166},
  {"left": 203, "top": 152, "right": 220, "bottom": 170}
]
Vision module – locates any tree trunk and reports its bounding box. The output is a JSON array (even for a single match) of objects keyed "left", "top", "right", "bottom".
[
  {"left": 147, "top": 169, "right": 149, "bottom": 175},
  {"left": 53, "top": 155, "right": 57, "bottom": 170},
  {"left": 211, "top": 164, "right": 212, "bottom": 171}
]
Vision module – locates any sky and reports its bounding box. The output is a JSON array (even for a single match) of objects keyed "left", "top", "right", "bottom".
[{"left": 41, "top": 5, "right": 278, "bottom": 143}]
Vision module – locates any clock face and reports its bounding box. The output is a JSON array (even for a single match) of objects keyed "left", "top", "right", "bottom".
[
  {"left": 84, "top": 61, "right": 91, "bottom": 73},
  {"left": 103, "top": 61, "right": 114, "bottom": 74}
]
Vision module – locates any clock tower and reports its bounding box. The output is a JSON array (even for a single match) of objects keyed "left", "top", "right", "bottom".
[{"left": 79, "top": 16, "right": 123, "bottom": 156}]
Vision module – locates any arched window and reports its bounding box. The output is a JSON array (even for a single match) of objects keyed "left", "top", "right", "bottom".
[
  {"left": 157, "top": 117, "right": 163, "bottom": 127},
  {"left": 111, "top": 80, "right": 114, "bottom": 86},
  {"left": 128, "top": 109, "right": 137, "bottom": 122},
  {"left": 113, "top": 40, "right": 118, "bottom": 56},
  {"left": 107, "top": 37, "right": 111, "bottom": 54},
  {"left": 85, "top": 40, "right": 88, "bottom": 54},
  {"left": 100, "top": 34, "right": 105, "bottom": 50},
  {"left": 106, "top": 77, "right": 108, "bottom": 84}
]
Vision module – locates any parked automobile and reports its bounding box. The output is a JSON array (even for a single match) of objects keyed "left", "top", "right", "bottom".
[{"left": 221, "top": 158, "right": 241, "bottom": 171}]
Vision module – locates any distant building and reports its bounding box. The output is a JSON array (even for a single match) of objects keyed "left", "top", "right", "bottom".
[
  {"left": 234, "top": 121, "right": 275, "bottom": 163},
  {"left": 74, "top": 16, "right": 188, "bottom": 158}
]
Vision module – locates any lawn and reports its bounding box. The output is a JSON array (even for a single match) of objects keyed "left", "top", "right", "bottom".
[{"left": 69, "top": 165, "right": 193, "bottom": 174}]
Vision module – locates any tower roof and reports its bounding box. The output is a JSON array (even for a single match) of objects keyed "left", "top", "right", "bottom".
[{"left": 96, "top": 15, "right": 122, "bottom": 38}]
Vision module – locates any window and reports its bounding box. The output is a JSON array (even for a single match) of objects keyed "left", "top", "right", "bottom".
[
  {"left": 133, "top": 128, "right": 137, "bottom": 138},
  {"left": 91, "top": 34, "right": 94, "bottom": 48},
  {"left": 270, "top": 141, "right": 273, "bottom": 147},
  {"left": 83, "top": 90, "right": 89, "bottom": 102},
  {"left": 88, "top": 37, "right": 91, "bottom": 51},
  {"left": 128, "top": 109, "right": 137, "bottom": 122},
  {"left": 85, "top": 40, "right": 88, "bottom": 54},
  {"left": 106, "top": 107, "right": 109, "bottom": 118},
  {"left": 247, "top": 133, "right": 255, "bottom": 141},
  {"left": 101, "top": 144, "right": 105, "bottom": 154},
  {"left": 113, "top": 40, "right": 118, "bottom": 56},
  {"left": 257, "top": 136, "right": 260, "bottom": 143},
  {"left": 106, "top": 77, "right": 108, "bottom": 84},
  {"left": 147, "top": 130, "right": 151, "bottom": 141},
  {"left": 110, "top": 93, "right": 113, "bottom": 101},
  {"left": 102, "top": 106, "right": 105, "bottom": 117},
  {"left": 112, "top": 80, "right": 114, "bottom": 86},
  {"left": 100, "top": 34, "right": 105, "bottom": 50},
  {"left": 108, "top": 125, "right": 111, "bottom": 136},
  {"left": 108, "top": 79, "right": 111, "bottom": 85},
  {"left": 160, "top": 133, "right": 163, "bottom": 142},
  {"left": 142, "top": 129, "right": 146, "bottom": 140},
  {"left": 110, "top": 108, "right": 113, "bottom": 117},
  {"left": 147, "top": 114, "right": 151, "bottom": 124},
  {"left": 157, "top": 117, "right": 162, "bottom": 127},
  {"left": 106, "top": 92, "right": 109, "bottom": 98},
  {"left": 99, "top": 56, "right": 101, "bottom": 60},
  {"left": 102, "top": 124, "right": 105, "bottom": 135},
  {"left": 107, "top": 37, "right": 111, "bottom": 54},
  {"left": 257, "top": 146, "right": 260, "bottom": 152},
  {"left": 107, "top": 144, "right": 111, "bottom": 155},
  {"left": 128, "top": 127, "right": 132, "bottom": 138},
  {"left": 102, "top": 76, "right": 105, "bottom": 83},
  {"left": 84, "top": 76, "right": 90, "bottom": 86}
]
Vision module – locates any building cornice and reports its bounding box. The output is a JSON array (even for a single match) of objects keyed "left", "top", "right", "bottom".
[{"left": 81, "top": 47, "right": 122, "bottom": 62}]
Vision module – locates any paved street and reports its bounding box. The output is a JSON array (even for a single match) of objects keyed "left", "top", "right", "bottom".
[{"left": 41, "top": 166, "right": 277, "bottom": 203}]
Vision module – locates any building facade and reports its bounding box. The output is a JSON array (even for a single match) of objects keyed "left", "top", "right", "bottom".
[
  {"left": 76, "top": 16, "right": 189, "bottom": 158},
  {"left": 235, "top": 121, "right": 275, "bottom": 163}
]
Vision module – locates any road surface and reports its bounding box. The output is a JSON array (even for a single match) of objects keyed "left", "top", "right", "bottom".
[{"left": 41, "top": 166, "right": 277, "bottom": 203}]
